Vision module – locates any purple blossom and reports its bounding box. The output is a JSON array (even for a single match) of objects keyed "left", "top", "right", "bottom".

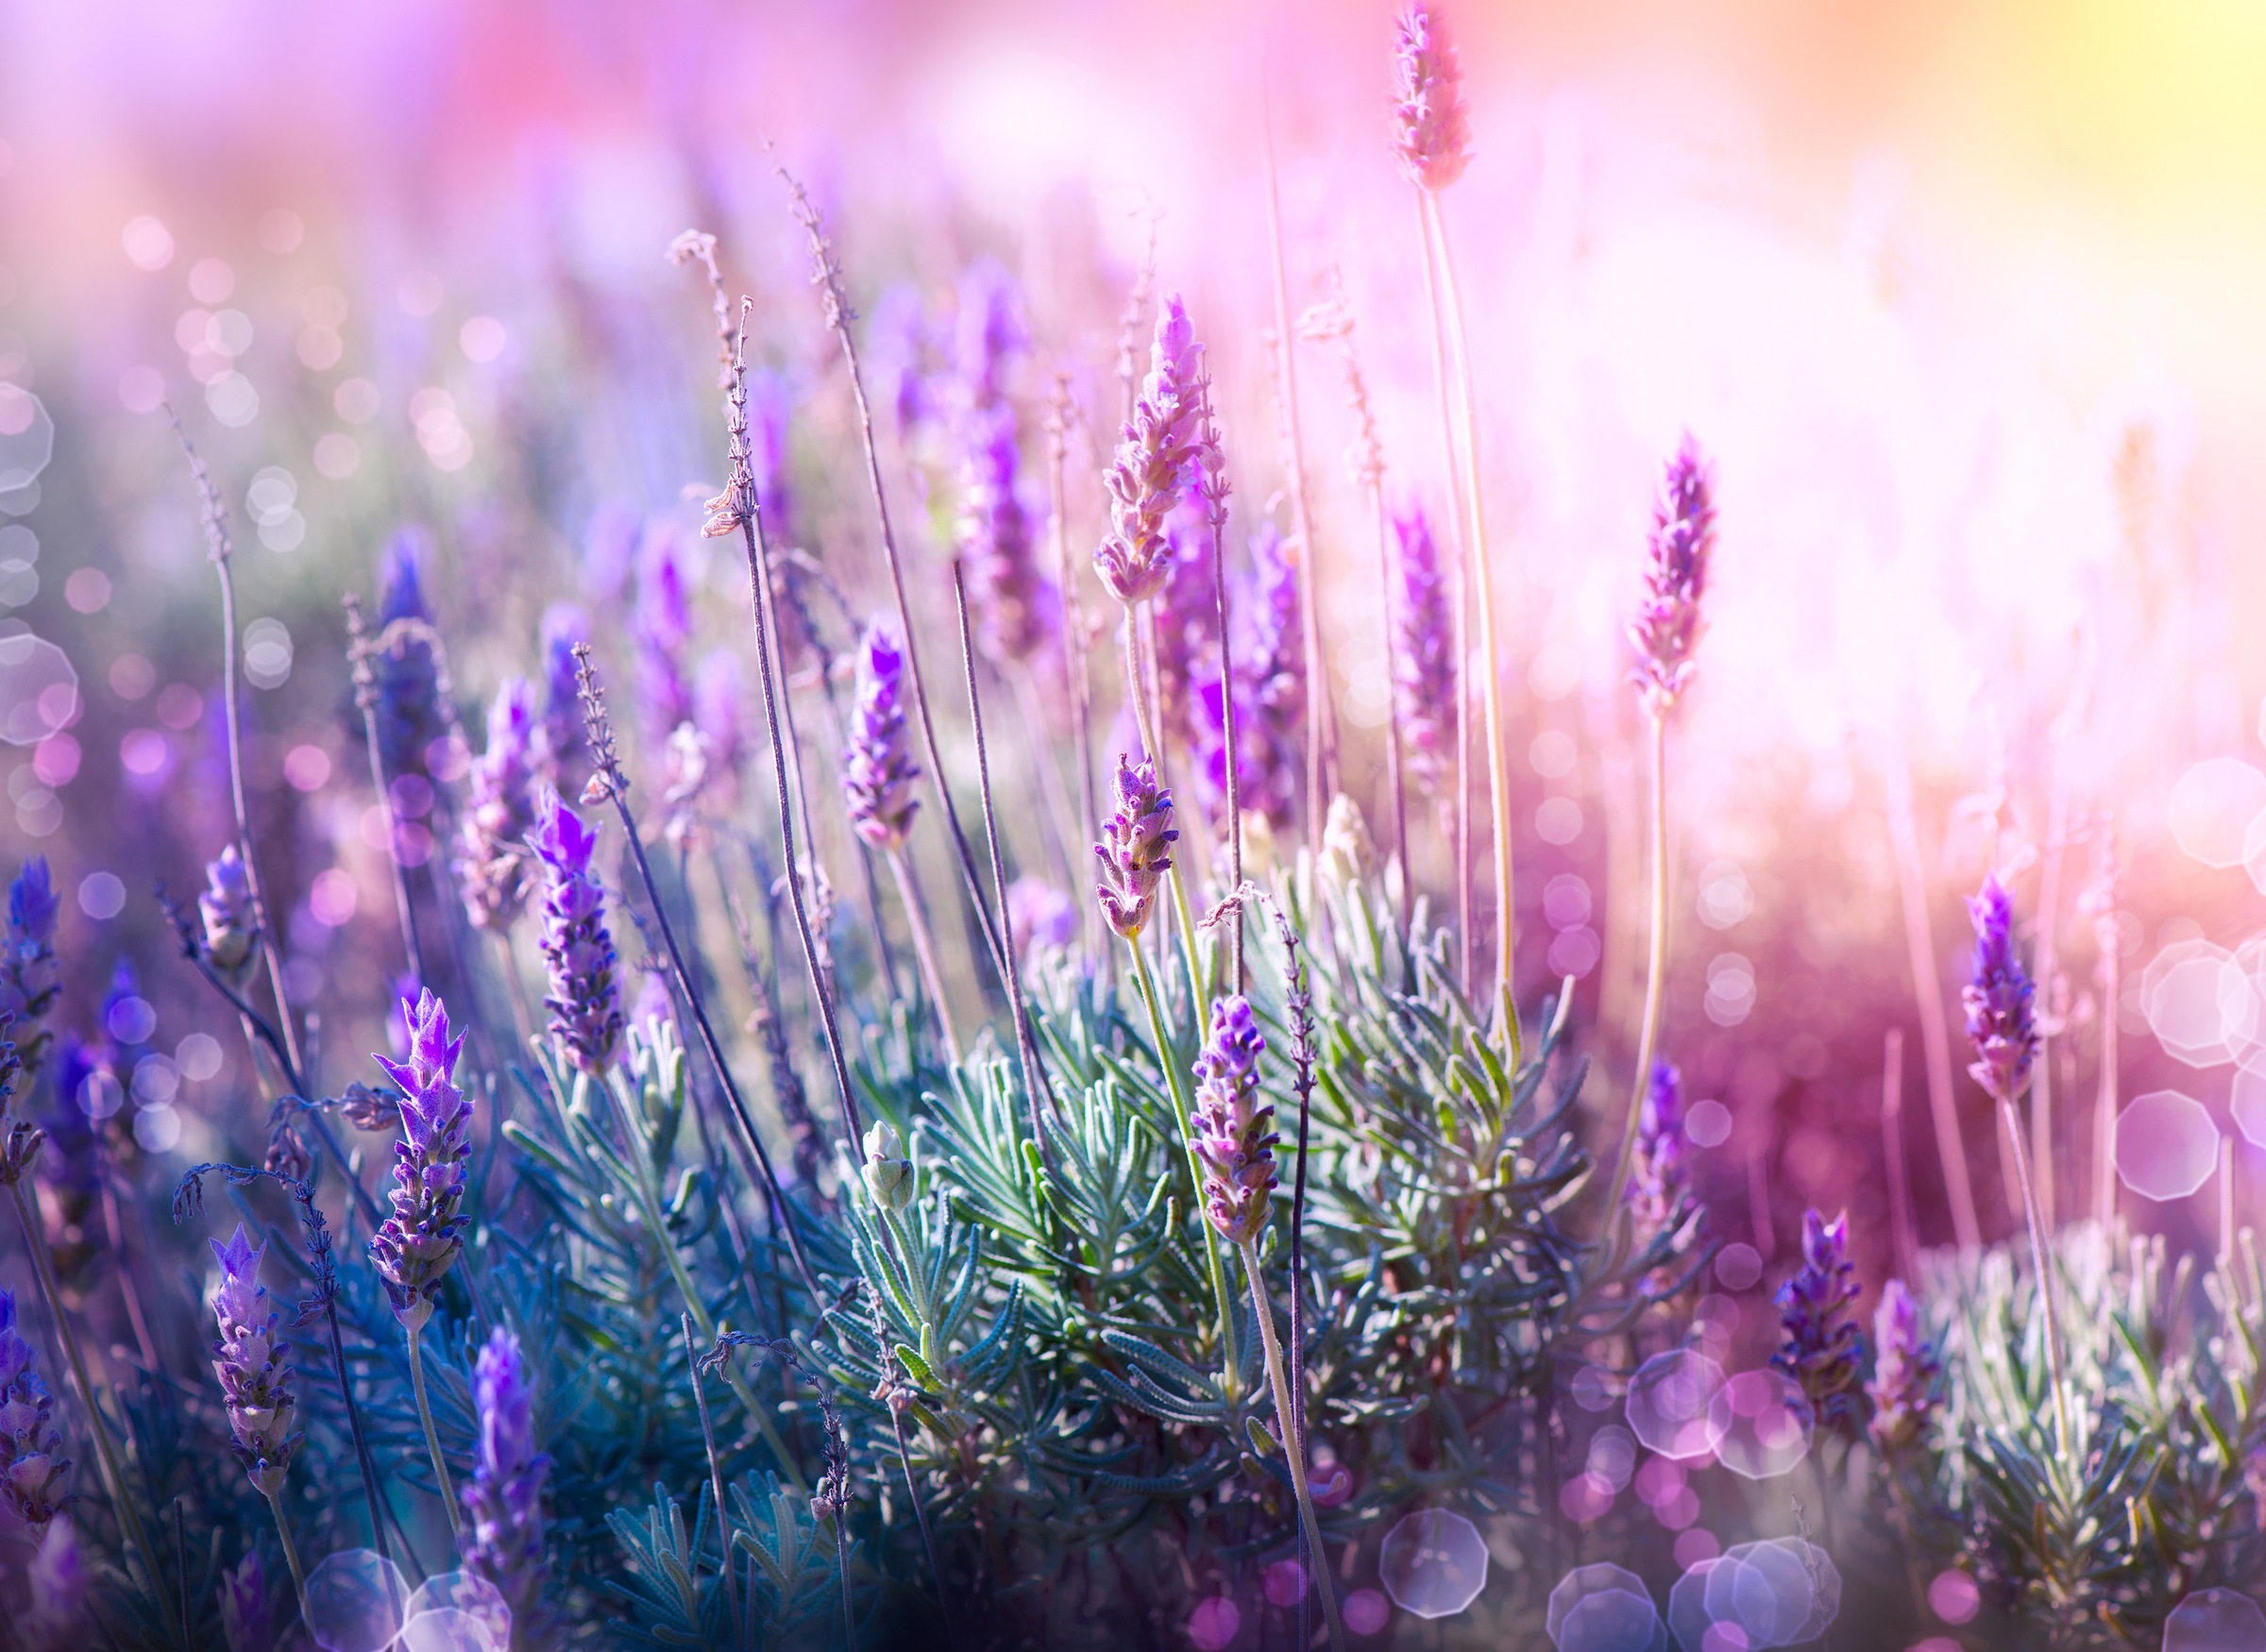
[
  {"left": 748, "top": 368, "right": 795, "bottom": 538},
  {"left": 1391, "top": 5, "right": 1473, "bottom": 194},
  {"left": 1866, "top": 1279, "right": 1942, "bottom": 1456},
  {"left": 372, "top": 529, "right": 448, "bottom": 783},
  {"left": 1192, "top": 996, "right": 1278, "bottom": 1245},
  {"left": 955, "top": 258, "right": 1026, "bottom": 407},
  {"left": 1195, "top": 524, "right": 1304, "bottom": 831},
  {"left": 1007, "top": 876, "right": 1075, "bottom": 959},
  {"left": 1, "top": 856, "right": 61, "bottom": 1080},
  {"left": 1095, "top": 755, "right": 1176, "bottom": 941},
  {"left": 693, "top": 651, "right": 746, "bottom": 782},
  {"left": 368, "top": 990, "right": 474, "bottom": 1331},
  {"left": 1628, "top": 434, "right": 1717, "bottom": 718},
  {"left": 209, "top": 1223, "right": 301, "bottom": 1497},
  {"left": 844, "top": 619, "right": 922, "bottom": 852},
  {"left": 1390, "top": 499, "right": 1456, "bottom": 803},
  {"left": 198, "top": 845, "right": 259, "bottom": 983},
  {"left": 217, "top": 1549, "right": 271, "bottom": 1652},
  {"left": 539, "top": 603, "right": 589, "bottom": 783},
  {"left": 0, "top": 1288, "right": 70, "bottom": 1532},
  {"left": 1094, "top": 295, "right": 1205, "bottom": 607},
  {"left": 1772, "top": 1208, "right": 1871, "bottom": 1444},
  {"left": 870, "top": 283, "right": 938, "bottom": 443},
  {"left": 1962, "top": 872, "right": 2038, "bottom": 1106},
  {"left": 22, "top": 1517, "right": 85, "bottom": 1650},
  {"left": 1627, "top": 1059, "right": 1689, "bottom": 1235},
  {"left": 465, "top": 1326, "right": 550, "bottom": 1630},
  {"left": 533, "top": 792, "right": 624, "bottom": 1076},
  {"left": 456, "top": 678, "right": 543, "bottom": 932},
  {"left": 633, "top": 525, "right": 694, "bottom": 741},
  {"left": 957, "top": 400, "right": 1053, "bottom": 665},
  {"left": 1148, "top": 515, "right": 1216, "bottom": 750}
]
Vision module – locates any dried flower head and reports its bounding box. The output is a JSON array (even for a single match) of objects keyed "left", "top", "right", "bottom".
[
  {"left": 465, "top": 1325, "right": 550, "bottom": 1631},
  {"left": 368, "top": 989, "right": 474, "bottom": 1331},
  {"left": 1192, "top": 995, "right": 1278, "bottom": 1245},
  {"left": 1627, "top": 1059, "right": 1689, "bottom": 1236},
  {"left": 1629, "top": 434, "right": 1718, "bottom": 717},
  {"left": 844, "top": 619, "right": 922, "bottom": 851},
  {"left": 456, "top": 678, "right": 544, "bottom": 931},
  {"left": 1, "top": 856, "right": 61, "bottom": 1080},
  {"left": 1389, "top": 499, "right": 1456, "bottom": 802},
  {"left": 0, "top": 1287, "right": 70, "bottom": 1532},
  {"left": 533, "top": 791, "right": 625, "bottom": 1076},
  {"left": 1095, "top": 755, "right": 1177, "bottom": 940},
  {"left": 1772, "top": 1207, "right": 1870, "bottom": 1443},
  {"left": 1866, "top": 1278, "right": 1942, "bottom": 1456},
  {"left": 1962, "top": 872, "right": 2038, "bottom": 1105},
  {"left": 198, "top": 845, "right": 259, "bottom": 983},
  {"left": 1095, "top": 295, "right": 1204, "bottom": 606},
  {"left": 1391, "top": 5, "right": 1473, "bottom": 193},
  {"left": 208, "top": 1223, "right": 302, "bottom": 1497}
]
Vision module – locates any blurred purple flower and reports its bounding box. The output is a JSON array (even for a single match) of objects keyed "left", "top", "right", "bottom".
[
  {"left": 633, "top": 524, "right": 694, "bottom": 741},
  {"left": 581, "top": 502, "right": 639, "bottom": 606},
  {"left": 533, "top": 792, "right": 624, "bottom": 1076},
  {"left": 1148, "top": 515, "right": 1215, "bottom": 749},
  {"left": 1962, "top": 872, "right": 2038, "bottom": 1105},
  {"left": 870, "top": 283, "right": 938, "bottom": 443},
  {"left": 1, "top": 856, "right": 61, "bottom": 1080},
  {"left": 0, "top": 1287, "right": 70, "bottom": 1532},
  {"left": 693, "top": 650, "right": 746, "bottom": 783},
  {"left": 844, "top": 619, "right": 922, "bottom": 852},
  {"left": 1772, "top": 1207, "right": 1870, "bottom": 1443},
  {"left": 208, "top": 1223, "right": 301, "bottom": 1497},
  {"left": 1391, "top": 4, "right": 1472, "bottom": 193},
  {"left": 465, "top": 1325, "right": 550, "bottom": 1629},
  {"left": 539, "top": 603, "right": 589, "bottom": 783},
  {"left": 748, "top": 368, "right": 795, "bottom": 538},
  {"left": 372, "top": 529, "right": 448, "bottom": 784},
  {"left": 217, "top": 1549, "right": 271, "bottom": 1652},
  {"left": 1095, "top": 295, "right": 1204, "bottom": 607},
  {"left": 1095, "top": 755, "right": 1176, "bottom": 941},
  {"left": 369, "top": 989, "right": 473, "bottom": 1331},
  {"left": 456, "top": 678, "right": 543, "bottom": 932},
  {"left": 957, "top": 400, "right": 1052, "bottom": 664},
  {"left": 1195, "top": 524, "right": 1303, "bottom": 831},
  {"left": 198, "top": 845, "right": 259, "bottom": 983},
  {"left": 1390, "top": 499, "right": 1456, "bottom": 803},
  {"left": 955, "top": 258, "right": 1026, "bottom": 407},
  {"left": 1192, "top": 995, "right": 1277, "bottom": 1245},
  {"left": 1628, "top": 434, "right": 1717, "bottom": 718},
  {"left": 1007, "top": 876, "right": 1075, "bottom": 959},
  {"left": 21, "top": 1517, "right": 83, "bottom": 1651},
  {"left": 1866, "top": 1279, "right": 1942, "bottom": 1455},
  {"left": 1627, "top": 1059, "right": 1688, "bottom": 1236}
]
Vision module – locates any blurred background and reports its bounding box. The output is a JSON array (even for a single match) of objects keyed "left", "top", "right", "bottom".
[{"left": 4, "top": 0, "right": 2266, "bottom": 1299}]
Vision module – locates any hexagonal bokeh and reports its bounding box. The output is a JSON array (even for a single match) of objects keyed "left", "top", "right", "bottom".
[
  {"left": 1707, "top": 1368, "right": 1814, "bottom": 1480},
  {"left": 402, "top": 1572, "right": 511, "bottom": 1652},
  {"left": 2114, "top": 1090, "right": 2222, "bottom": 1202},
  {"left": 2170, "top": 758, "right": 2266, "bottom": 869},
  {"left": 2144, "top": 942, "right": 2257, "bottom": 1068},
  {"left": 1625, "top": 1348, "right": 1727, "bottom": 1462},
  {"left": 1378, "top": 1509, "right": 1489, "bottom": 1620},
  {"left": 304, "top": 1550, "right": 409, "bottom": 1652},
  {"left": 1700, "top": 1540, "right": 1834, "bottom": 1649},
  {"left": 0, "top": 631, "right": 77, "bottom": 746},
  {"left": 1548, "top": 1563, "right": 1663, "bottom": 1651},
  {"left": 2236, "top": 1069, "right": 2266, "bottom": 1150},
  {"left": 398, "top": 1609, "right": 501, "bottom": 1652},
  {"left": 2162, "top": 1587, "right": 2266, "bottom": 1651},
  {"left": 0, "top": 387, "right": 54, "bottom": 495}
]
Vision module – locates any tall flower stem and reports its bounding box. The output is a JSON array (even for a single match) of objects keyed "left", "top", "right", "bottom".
[
  {"left": 346, "top": 593, "right": 429, "bottom": 986},
  {"left": 405, "top": 1320, "right": 463, "bottom": 1534},
  {"left": 681, "top": 1314, "right": 742, "bottom": 1636},
  {"left": 1238, "top": 1238, "right": 1345, "bottom": 1652},
  {"left": 1121, "top": 614, "right": 1210, "bottom": 1035},
  {"left": 1607, "top": 711, "right": 1668, "bottom": 1213},
  {"left": 1999, "top": 1099, "right": 2072, "bottom": 1455},
  {"left": 886, "top": 849, "right": 961, "bottom": 1064},
  {"left": 261, "top": 1487, "right": 307, "bottom": 1608},
  {"left": 1421, "top": 190, "right": 1514, "bottom": 1024},
  {"left": 1127, "top": 944, "right": 1239, "bottom": 1391},
  {"left": 1886, "top": 753, "right": 1980, "bottom": 1250}
]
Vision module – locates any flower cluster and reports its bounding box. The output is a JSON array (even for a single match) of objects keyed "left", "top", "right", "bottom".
[
  {"left": 369, "top": 990, "right": 474, "bottom": 1331},
  {"left": 1627, "top": 1059, "right": 1689, "bottom": 1236},
  {"left": 198, "top": 845, "right": 259, "bottom": 983},
  {"left": 1391, "top": 4, "right": 1472, "bottom": 194},
  {"left": 208, "top": 1224, "right": 301, "bottom": 1497},
  {"left": 0, "top": 1287, "right": 69, "bottom": 1532},
  {"left": 1628, "top": 434, "right": 1718, "bottom": 717},
  {"left": 1095, "top": 296, "right": 1204, "bottom": 606},
  {"left": 1962, "top": 872, "right": 2038, "bottom": 1105},
  {"left": 372, "top": 530, "right": 449, "bottom": 783},
  {"left": 533, "top": 794, "right": 625, "bottom": 1075},
  {"left": 1865, "top": 1279, "right": 1942, "bottom": 1455},
  {"left": 844, "top": 619, "right": 922, "bottom": 852},
  {"left": 1772, "top": 1208, "right": 1871, "bottom": 1443},
  {"left": 1, "top": 857, "right": 61, "bottom": 1081},
  {"left": 1094, "top": 755, "right": 1176, "bottom": 940},
  {"left": 1389, "top": 500, "right": 1456, "bottom": 803},
  {"left": 1191, "top": 996, "right": 1278, "bottom": 1245},
  {"left": 465, "top": 1325, "right": 551, "bottom": 1631},
  {"left": 457, "top": 678, "right": 545, "bottom": 931}
]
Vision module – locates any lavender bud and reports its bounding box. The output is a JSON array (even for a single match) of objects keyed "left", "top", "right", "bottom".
[
  {"left": 1628, "top": 434, "right": 1717, "bottom": 718},
  {"left": 1391, "top": 4, "right": 1473, "bottom": 193},
  {"left": 1192, "top": 996, "right": 1278, "bottom": 1245},
  {"left": 860, "top": 1121, "right": 915, "bottom": 1216},
  {"left": 198, "top": 845, "right": 260, "bottom": 982},
  {"left": 209, "top": 1224, "right": 303, "bottom": 1496},
  {"left": 456, "top": 678, "right": 544, "bottom": 932},
  {"left": 1865, "top": 1279, "right": 1942, "bottom": 1456},
  {"left": 1095, "top": 755, "right": 1177, "bottom": 941},
  {"left": 1389, "top": 499, "right": 1456, "bottom": 804},
  {"left": 0, "top": 1288, "right": 70, "bottom": 1532},
  {"left": 373, "top": 530, "right": 448, "bottom": 784},
  {"left": 465, "top": 1326, "right": 550, "bottom": 1631},
  {"left": 263, "top": 1120, "right": 312, "bottom": 1186},
  {"left": 843, "top": 620, "right": 922, "bottom": 852},
  {"left": 1627, "top": 1059, "right": 1689, "bottom": 1236},
  {"left": 1771, "top": 1208, "right": 1871, "bottom": 1443},
  {"left": 0, "top": 856, "right": 61, "bottom": 1080},
  {"left": 1962, "top": 872, "right": 2038, "bottom": 1106},
  {"left": 533, "top": 792, "right": 624, "bottom": 1076},
  {"left": 1094, "top": 295, "right": 1204, "bottom": 607},
  {"left": 340, "top": 1081, "right": 402, "bottom": 1133},
  {"left": 957, "top": 401, "right": 1053, "bottom": 665},
  {"left": 538, "top": 604, "right": 589, "bottom": 782},
  {"left": 217, "top": 1550, "right": 272, "bottom": 1652},
  {"left": 368, "top": 990, "right": 473, "bottom": 1331}
]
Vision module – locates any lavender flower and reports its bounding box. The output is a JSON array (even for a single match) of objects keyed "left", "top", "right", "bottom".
[
  {"left": 1772, "top": 1208, "right": 1871, "bottom": 1443},
  {"left": 209, "top": 1224, "right": 301, "bottom": 1496},
  {"left": 1095, "top": 755, "right": 1177, "bottom": 941},
  {"left": 1391, "top": 4, "right": 1473, "bottom": 194},
  {"left": 465, "top": 1326, "right": 550, "bottom": 1630},
  {"left": 198, "top": 845, "right": 259, "bottom": 983},
  {"left": 1006, "top": 876, "right": 1075, "bottom": 959},
  {"left": 1192, "top": 996, "right": 1278, "bottom": 1245},
  {"left": 1095, "top": 295, "right": 1204, "bottom": 606},
  {"left": 957, "top": 400, "right": 1052, "bottom": 665},
  {"left": 217, "top": 1550, "right": 271, "bottom": 1652},
  {"left": 1866, "top": 1279, "right": 1942, "bottom": 1455},
  {"left": 1627, "top": 1059, "right": 1689, "bottom": 1235},
  {"left": 1629, "top": 434, "right": 1717, "bottom": 718},
  {"left": 538, "top": 603, "right": 589, "bottom": 782},
  {"left": 660, "top": 723, "right": 716, "bottom": 855},
  {"left": 0, "top": 856, "right": 60, "bottom": 1081},
  {"left": 456, "top": 679, "right": 543, "bottom": 932},
  {"left": 1390, "top": 499, "right": 1456, "bottom": 802},
  {"left": 1149, "top": 516, "right": 1216, "bottom": 747},
  {"left": 844, "top": 619, "right": 922, "bottom": 852},
  {"left": 533, "top": 792, "right": 624, "bottom": 1075},
  {"left": 0, "top": 1288, "right": 70, "bottom": 1532},
  {"left": 748, "top": 368, "right": 795, "bottom": 538},
  {"left": 22, "top": 1518, "right": 85, "bottom": 1651},
  {"left": 373, "top": 529, "right": 448, "bottom": 783},
  {"left": 633, "top": 525, "right": 694, "bottom": 742},
  {"left": 1195, "top": 524, "right": 1304, "bottom": 831},
  {"left": 871, "top": 283, "right": 938, "bottom": 443},
  {"left": 693, "top": 651, "right": 746, "bottom": 784},
  {"left": 368, "top": 990, "right": 473, "bottom": 1331},
  {"left": 860, "top": 1121, "right": 915, "bottom": 1216},
  {"left": 1962, "top": 872, "right": 2038, "bottom": 1105},
  {"left": 955, "top": 258, "right": 1026, "bottom": 407}
]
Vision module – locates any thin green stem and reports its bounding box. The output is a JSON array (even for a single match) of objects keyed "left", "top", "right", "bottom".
[
  {"left": 1239, "top": 1238, "right": 1345, "bottom": 1652},
  {"left": 1607, "top": 711, "right": 1668, "bottom": 1214},
  {"left": 263, "top": 1486, "right": 308, "bottom": 1611},
  {"left": 404, "top": 1320, "right": 464, "bottom": 1534},
  {"left": 1128, "top": 942, "right": 1240, "bottom": 1394},
  {"left": 2001, "top": 1095, "right": 2072, "bottom": 1457}
]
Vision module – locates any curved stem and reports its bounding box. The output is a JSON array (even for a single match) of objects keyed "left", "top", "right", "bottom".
[
  {"left": 887, "top": 849, "right": 962, "bottom": 1065},
  {"left": 404, "top": 1320, "right": 464, "bottom": 1535},
  {"left": 1607, "top": 712, "right": 1667, "bottom": 1213},
  {"left": 263, "top": 1486, "right": 308, "bottom": 1610},
  {"left": 1239, "top": 1238, "right": 1345, "bottom": 1652},
  {"left": 2001, "top": 1095, "right": 2072, "bottom": 1456}
]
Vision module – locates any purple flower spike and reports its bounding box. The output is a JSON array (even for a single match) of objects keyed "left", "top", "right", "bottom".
[
  {"left": 958, "top": 401, "right": 1053, "bottom": 665},
  {"left": 1627, "top": 1059, "right": 1689, "bottom": 1235},
  {"left": 209, "top": 1223, "right": 302, "bottom": 1497},
  {"left": 955, "top": 258, "right": 1027, "bottom": 407},
  {"left": 533, "top": 791, "right": 624, "bottom": 1076},
  {"left": 198, "top": 845, "right": 260, "bottom": 983},
  {"left": 1095, "top": 755, "right": 1177, "bottom": 941},
  {"left": 1629, "top": 434, "right": 1718, "bottom": 718},
  {"left": 457, "top": 678, "right": 544, "bottom": 932},
  {"left": 373, "top": 529, "right": 448, "bottom": 783},
  {"left": 1196, "top": 524, "right": 1303, "bottom": 832},
  {"left": 1392, "top": 5, "right": 1473, "bottom": 194},
  {"left": 1389, "top": 499, "right": 1457, "bottom": 803},
  {"left": 1, "top": 856, "right": 61, "bottom": 1080},
  {"left": 538, "top": 603, "right": 589, "bottom": 782},
  {"left": 634, "top": 525, "right": 695, "bottom": 741},
  {"left": 1192, "top": 996, "right": 1278, "bottom": 1245},
  {"left": 24, "top": 1517, "right": 85, "bottom": 1649},
  {"left": 1095, "top": 295, "right": 1205, "bottom": 607},
  {"left": 844, "top": 619, "right": 922, "bottom": 851},
  {"left": 1772, "top": 1208, "right": 1871, "bottom": 1444},
  {"left": 748, "top": 368, "right": 795, "bottom": 538},
  {"left": 217, "top": 1549, "right": 271, "bottom": 1652},
  {"left": 369, "top": 990, "right": 474, "bottom": 1331},
  {"left": 465, "top": 1325, "right": 550, "bottom": 1630},
  {"left": 0, "top": 1287, "right": 70, "bottom": 1532},
  {"left": 1866, "top": 1279, "right": 1942, "bottom": 1455},
  {"left": 1962, "top": 872, "right": 2038, "bottom": 1106}
]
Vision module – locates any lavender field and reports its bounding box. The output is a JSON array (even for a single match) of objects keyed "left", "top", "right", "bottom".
[{"left": 2, "top": 2, "right": 2265, "bottom": 1648}]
